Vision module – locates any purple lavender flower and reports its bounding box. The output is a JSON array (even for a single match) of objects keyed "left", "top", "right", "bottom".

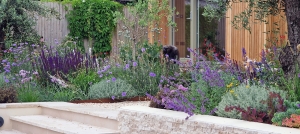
[
  {"left": 141, "top": 48, "right": 146, "bottom": 53},
  {"left": 149, "top": 72, "right": 156, "bottom": 77},
  {"left": 202, "top": 66, "right": 225, "bottom": 87},
  {"left": 201, "top": 105, "right": 206, "bottom": 113},
  {"left": 298, "top": 73, "right": 300, "bottom": 78},
  {"left": 133, "top": 62, "right": 137, "bottom": 67},
  {"left": 112, "top": 77, "right": 116, "bottom": 82},
  {"left": 5, "top": 69, "right": 10, "bottom": 73},
  {"left": 210, "top": 108, "right": 218, "bottom": 115},
  {"left": 12, "top": 44, "right": 16, "bottom": 46},
  {"left": 122, "top": 92, "right": 127, "bottom": 97},
  {"left": 296, "top": 103, "right": 300, "bottom": 109},
  {"left": 97, "top": 70, "right": 102, "bottom": 75},
  {"left": 4, "top": 79, "right": 9, "bottom": 83},
  {"left": 242, "top": 48, "right": 246, "bottom": 57},
  {"left": 111, "top": 96, "right": 115, "bottom": 100}
]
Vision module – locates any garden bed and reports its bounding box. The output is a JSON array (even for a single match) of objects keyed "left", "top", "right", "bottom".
[{"left": 70, "top": 96, "right": 150, "bottom": 104}]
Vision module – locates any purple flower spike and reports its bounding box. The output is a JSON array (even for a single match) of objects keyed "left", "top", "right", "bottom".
[
  {"left": 112, "top": 77, "right": 116, "bottom": 82},
  {"left": 242, "top": 48, "right": 246, "bottom": 57},
  {"left": 111, "top": 96, "right": 115, "bottom": 100}
]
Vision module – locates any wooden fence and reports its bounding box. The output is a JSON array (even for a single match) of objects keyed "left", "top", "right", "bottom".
[
  {"left": 35, "top": 2, "right": 287, "bottom": 62},
  {"left": 225, "top": 2, "right": 288, "bottom": 62},
  {"left": 35, "top": 2, "right": 70, "bottom": 46}
]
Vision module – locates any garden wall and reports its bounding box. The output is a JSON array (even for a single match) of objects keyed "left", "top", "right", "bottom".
[{"left": 118, "top": 106, "right": 300, "bottom": 134}]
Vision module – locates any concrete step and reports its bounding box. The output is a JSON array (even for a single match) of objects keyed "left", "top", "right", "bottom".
[
  {"left": 0, "top": 130, "right": 26, "bottom": 134},
  {"left": 40, "top": 103, "right": 119, "bottom": 130},
  {"left": 10, "top": 115, "right": 120, "bottom": 134}
]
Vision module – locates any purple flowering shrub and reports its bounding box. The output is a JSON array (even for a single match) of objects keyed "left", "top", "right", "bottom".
[
  {"left": 105, "top": 45, "right": 178, "bottom": 96},
  {"left": 234, "top": 47, "right": 300, "bottom": 101},
  {"left": 34, "top": 47, "right": 97, "bottom": 85},
  {"left": 147, "top": 76, "right": 196, "bottom": 119}
]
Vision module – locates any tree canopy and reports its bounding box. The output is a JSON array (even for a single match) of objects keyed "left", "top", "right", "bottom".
[{"left": 0, "top": 0, "right": 59, "bottom": 45}]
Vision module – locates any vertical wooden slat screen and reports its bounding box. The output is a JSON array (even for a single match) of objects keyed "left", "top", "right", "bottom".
[{"left": 225, "top": 2, "right": 287, "bottom": 62}]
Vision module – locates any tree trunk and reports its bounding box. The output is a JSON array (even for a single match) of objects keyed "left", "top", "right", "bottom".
[{"left": 278, "top": 0, "right": 300, "bottom": 78}]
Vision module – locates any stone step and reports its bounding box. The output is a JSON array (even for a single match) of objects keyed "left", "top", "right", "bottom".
[
  {"left": 10, "top": 115, "right": 120, "bottom": 134},
  {"left": 40, "top": 103, "right": 119, "bottom": 130},
  {"left": 0, "top": 130, "right": 26, "bottom": 134}
]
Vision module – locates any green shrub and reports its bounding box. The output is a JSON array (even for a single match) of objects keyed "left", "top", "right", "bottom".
[
  {"left": 108, "top": 59, "right": 167, "bottom": 96},
  {"left": 216, "top": 84, "right": 287, "bottom": 119},
  {"left": 53, "top": 90, "right": 75, "bottom": 102},
  {"left": 272, "top": 100, "right": 300, "bottom": 126},
  {"left": 119, "top": 41, "right": 162, "bottom": 62},
  {"left": 68, "top": 69, "right": 102, "bottom": 94},
  {"left": 0, "top": 86, "right": 17, "bottom": 103},
  {"left": 17, "top": 88, "right": 40, "bottom": 102},
  {"left": 88, "top": 79, "right": 137, "bottom": 99},
  {"left": 188, "top": 72, "right": 238, "bottom": 115}
]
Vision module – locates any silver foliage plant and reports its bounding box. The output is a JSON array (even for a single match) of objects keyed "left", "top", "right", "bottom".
[
  {"left": 88, "top": 78, "right": 137, "bottom": 100},
  {"left": 216, "top": 84, "right": 287, "bottom": 119}
]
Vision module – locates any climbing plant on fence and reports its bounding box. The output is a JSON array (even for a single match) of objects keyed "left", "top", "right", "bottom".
[{"left": 66, "top": 0, "right": 122, "bottom": 55}]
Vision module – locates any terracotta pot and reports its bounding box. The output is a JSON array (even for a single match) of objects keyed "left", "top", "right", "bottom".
[{"left": 70, "top": 96, "right": 150, "bottom": 104}]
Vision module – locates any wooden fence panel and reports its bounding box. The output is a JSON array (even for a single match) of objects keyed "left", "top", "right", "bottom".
[
  {"left": 35, "top": 2, "right": 70, "bottom": 46},
  {"left": 225, "top": 2, "right": 287, "bottom": 63}
]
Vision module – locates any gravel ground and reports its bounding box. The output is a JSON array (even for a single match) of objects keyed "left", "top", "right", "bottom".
[{"left": 80, "top": 101, "right": 150, "bottom": 110}]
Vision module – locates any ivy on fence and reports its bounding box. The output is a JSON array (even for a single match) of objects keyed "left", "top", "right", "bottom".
[{"left": 66, "top": 0, "right": 122, "bottom": 55}]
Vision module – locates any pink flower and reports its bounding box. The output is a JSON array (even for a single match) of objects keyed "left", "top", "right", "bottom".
[{"left": 178, "top": 85, "right": 188, "bottom": 91}]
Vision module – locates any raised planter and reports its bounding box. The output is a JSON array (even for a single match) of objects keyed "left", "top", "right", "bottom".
[
  {"left": 70, "top": 96, "right": 150, "bottom": 104},
  {"left": 118, "top": 106, "right": 300, "bottom": 134}
]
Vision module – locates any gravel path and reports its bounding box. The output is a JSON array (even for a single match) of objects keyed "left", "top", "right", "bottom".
[{"left": 80, "top": 101, "right": 150, "bottom": 110}]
